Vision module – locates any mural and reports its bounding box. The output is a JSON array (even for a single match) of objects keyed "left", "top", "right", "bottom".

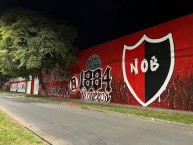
[
  {"left": 10, "top": 81, "right": 26, "bottom": 92},
  {"left": 40, "top": 54, "right": 112, "bottom": 102},
  {"left": 39, "top": 71, "right": 70, "bottom": 97},
  {"left": 122, "top": 33, "right": 175, "bottom": 107},
  {"left": 39, "top": 14, "right": 193, "bottom": 111},
  {"left": 79, "top": 54, "right": 112, "bottom": 102}
]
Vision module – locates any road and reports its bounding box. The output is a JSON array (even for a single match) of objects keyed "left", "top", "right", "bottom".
[{"left": 0, "top": 94, "right": 193, "bottom": 145}]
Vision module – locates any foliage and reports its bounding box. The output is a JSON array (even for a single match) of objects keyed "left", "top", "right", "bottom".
[
  {"left": 0, "top": 8, "right": 77, "bottom": 77},
  {"left": 0, "top": 8, "right": 78, "bottom": 96},
  {"left": 0, "top": 73, "right": 12, "bottom": 85}
]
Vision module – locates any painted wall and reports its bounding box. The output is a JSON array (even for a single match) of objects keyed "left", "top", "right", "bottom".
[
  {"left": 33, "top": 78, "right": 39, "bottom": 95},
  {"left": 9, "top": 81, "right": 26, "bottom": 92},
  {"left": 26, "top": 76, "right": 39, "bottom": 95},
  {"left": 8, "top": 77, "right": 26, "bottom": 92},
  {"left": 39, "top": 71, "right": 70, "bottom": 97},
  {"left": 40, "top": 14, "right": 193, "bottom": 111},
  {"left": 27, "top": 80, "right": 31, "bottom": 94}
]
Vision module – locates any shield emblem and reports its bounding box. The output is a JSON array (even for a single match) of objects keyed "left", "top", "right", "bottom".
[{"left": 122, "top": 33, "right": 175, "bottom": 107}]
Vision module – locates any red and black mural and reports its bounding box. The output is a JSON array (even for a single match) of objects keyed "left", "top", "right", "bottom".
[
  {"left": 39, "top": 71, "right": 70, "bottom": 97},
  {"left": 122, "top": 33, "right": 175, "bottom": 107},
  {"left": 40, "top": 14, "right": 193, "bottom": 111},
  {"left": 79, "top": 54, "right": 112, "bottom": 102}
]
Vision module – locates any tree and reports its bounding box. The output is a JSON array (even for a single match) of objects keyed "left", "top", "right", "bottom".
[
  {"left": 0, "top": 73, "right": 12, "bottom": 90},
  {"left": 0, "top": 8, "right": 78, "bottom": 96}
]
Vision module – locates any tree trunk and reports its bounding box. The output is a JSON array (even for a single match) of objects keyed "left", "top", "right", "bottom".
[{"left": 38, "top": 68, "right": 49, "bottom": 97}]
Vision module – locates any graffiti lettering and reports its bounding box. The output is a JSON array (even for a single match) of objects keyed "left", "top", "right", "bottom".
[
  {"left": 48, "top": 86, "right": 63, "bottom": 96},
  {"left": 43, "top": 71, "right": 69, "bottom": 82},
  {"left": 150, "top": 56, "right": 159, "bottom": 71},
  {"left": 80, "top": 89, "right": 111, "bottom": 102},
  {"left": 79, "top": 66, "right": 112, "bottom": 92},
  {"left": 79, "top": 66, "right": 112, "bottom": 102},
  {"left": 10, "top": 82, "right": 26, "bottom": 93},
  {"left": 130, "top": 56, "right": 159, "bottom": 74},
  {"left": 69, "top": 75, "right": 79, "bottom": 94},
  {"left": 47, "top": 85, "right": 70, "bottom": 97}
]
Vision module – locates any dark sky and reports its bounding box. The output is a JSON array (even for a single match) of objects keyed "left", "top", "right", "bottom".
[{"left": 0, "top": 0, "right": 193, "bottom": 50}]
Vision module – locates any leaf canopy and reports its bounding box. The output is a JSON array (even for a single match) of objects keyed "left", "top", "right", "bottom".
[{"left": 0, "top": 8, "right": 78, "bottom": 78}]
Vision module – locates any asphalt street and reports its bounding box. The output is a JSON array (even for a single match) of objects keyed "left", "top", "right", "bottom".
[{"left": 0, "top": 94, "right": 193, "bottom": 145}]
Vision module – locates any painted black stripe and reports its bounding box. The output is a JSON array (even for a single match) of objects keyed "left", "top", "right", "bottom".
[{"left": 145, "top": 39, "right": 171, "bottom": 103}]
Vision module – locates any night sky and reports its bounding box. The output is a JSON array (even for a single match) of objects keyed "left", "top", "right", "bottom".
[{"left": 0, "top": 0, "right": 193, "bottom": 50}]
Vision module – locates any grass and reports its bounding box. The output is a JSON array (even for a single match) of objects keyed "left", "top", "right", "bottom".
[
  {"left": 1, "top": 91, "right": 193, "bottom": 125},
  {"left": 82, "top": 104, "right": 193, "bottom": 124},
  {"left": 0, "top": 110, "right": 48, "bottom": 145},
  {"left": 63, "top": 102, "right": 193, "bottom": 125}
]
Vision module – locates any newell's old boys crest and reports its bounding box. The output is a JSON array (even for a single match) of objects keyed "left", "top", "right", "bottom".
[{"left": 122, "top": 33, "right": 175, "bottom": 107}]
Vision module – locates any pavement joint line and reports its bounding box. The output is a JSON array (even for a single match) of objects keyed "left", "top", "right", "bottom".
[{"left": 0, "top": 106, "right": 66, "bottom": 145}]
